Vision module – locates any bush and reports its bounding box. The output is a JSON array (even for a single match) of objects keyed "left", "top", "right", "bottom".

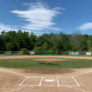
[
  {"left": 19, "top": 48, "right": 29, "bottom": 55},
  {"left": 33, "top": 47, "right": 43, "bottom": 52}
]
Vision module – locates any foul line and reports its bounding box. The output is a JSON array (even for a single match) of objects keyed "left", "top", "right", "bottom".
[
  {"left": 0, "top": 69, "right": 27, "bottom": 78},
  {"left": 73, "top": 71, "right": 92, "bottom": 77}
]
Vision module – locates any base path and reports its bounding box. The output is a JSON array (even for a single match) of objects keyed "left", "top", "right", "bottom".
[{"left": 0, "top": 55, "right": 92, "bottom": 60}]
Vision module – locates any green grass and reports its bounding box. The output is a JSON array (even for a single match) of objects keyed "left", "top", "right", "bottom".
[{"left": 0, "top": 58, "right": 92, "bottom": 69}]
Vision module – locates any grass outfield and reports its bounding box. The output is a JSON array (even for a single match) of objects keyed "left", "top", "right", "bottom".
[{"left": 0, "top": 58, "right": 92, "bottom": 68}]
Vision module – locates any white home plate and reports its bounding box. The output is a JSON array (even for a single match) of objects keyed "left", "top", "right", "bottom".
[
  {"left": 42, "top": 78, "right": 57, "bottom": 86},
  {"left": 45, "top": 79, "right": 55, "bottom": 82}
]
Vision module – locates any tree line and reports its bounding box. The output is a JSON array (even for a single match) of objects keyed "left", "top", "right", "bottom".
[{"left": 0, "top": 30, "right": 92, "bottom": 52}]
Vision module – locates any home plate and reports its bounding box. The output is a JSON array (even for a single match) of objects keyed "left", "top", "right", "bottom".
[
  {"left": 42, "top": 78, "right": 57, "bottom": 86},
  {"left": 45, "top": 79, "right": 55, "bottom": 82}
]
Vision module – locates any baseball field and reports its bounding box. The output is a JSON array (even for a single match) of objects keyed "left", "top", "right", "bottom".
[{"left": 0, "top": 55, "right": 92, "bottom": 92}]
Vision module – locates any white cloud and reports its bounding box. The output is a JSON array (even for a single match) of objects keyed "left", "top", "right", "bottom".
[
  {"left": 0, "top": 23, "right": 17, "bottom": 32},
  {"left": 0, "top": 23, "right": 12, "bottom": 32},
  {"left": 11, "top": 2, "right": 64, "bottom": 31},
  {"left": 78, "top": 22, "right": 92, "bottom": 31}
]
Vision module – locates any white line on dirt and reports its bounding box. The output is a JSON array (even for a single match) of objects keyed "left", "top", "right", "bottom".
[
  {"left": 57, "top": 77, "right": 79, "bottom": 87},
  {"left": 56, "top": 78, "right": 60, "bottom": 87},
  {"left": 0, "top": 69, "right": 27, "bottom": 77},
  {"left": 19, "top": 77, "right": 29, "bottom": 86},
  {"left": 72, "top": 76, "right": 80, "bottom": 87},
  {"left": 6, "top": 87, "right": 27, "bottom": 92},
  {"left": 69, "top": 86, "right": 89, "bottom": 92},
  {"left": 74, "top": 71, "right": 92, "bottom": 77},
  {"left": 39, "top": 77, "right": 44, "bottom": 86},
  {"left": 19, "top": 77, "right": 44, "bottom": 87}
]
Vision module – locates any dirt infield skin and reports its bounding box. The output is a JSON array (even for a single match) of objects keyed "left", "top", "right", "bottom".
[
  {"left": 32, "top": 58, "right": 65, "bottom": 62},
  {"left": 0, "top": 55, "right": 92, "bottom": 60},
  {"left": 0, "top": 67, "right": 92, "bottom": 92},
  {"left": 0, "top": 55, "right": 92, "bottom": 92}
]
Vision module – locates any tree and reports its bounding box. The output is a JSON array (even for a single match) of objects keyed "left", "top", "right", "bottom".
[
  {"left": 29, "top": 32, "right": 37, "bottom": 50},
  {"left": 87, "top": 35, "right": 92, "bottom": 51},
  {"left": 14, "top": 30, "right": 30, "bottom": 50},
  {"left": 0, "top": 35, "right": 5, "bottom": 51},
  {"left": 0, "top": 30, "right": 91, "bottom": 52},
  {"left": 6, "top": 42, "right": 14, "bottom": 51},
  {"left": 79, "top": 35, "right": 88, "bottom": 51},
  {"left": 71, "top": 31, "right": 82, "bottom": 51}
]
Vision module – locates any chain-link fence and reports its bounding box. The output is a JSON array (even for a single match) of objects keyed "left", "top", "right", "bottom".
[{"left": 0, "top": 51, "right": 91, "bottom": 56}]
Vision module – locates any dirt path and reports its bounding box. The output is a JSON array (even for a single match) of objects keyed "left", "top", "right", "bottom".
[{"left": 0, "top": 55, "right": 92, "bottom": 60}]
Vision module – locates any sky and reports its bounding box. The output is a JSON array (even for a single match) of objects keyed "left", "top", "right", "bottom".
[{"left": 0, "top": 0, "right": 92, "bottom": 34}]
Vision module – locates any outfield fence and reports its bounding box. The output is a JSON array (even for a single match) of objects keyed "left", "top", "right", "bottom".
[{"left": 0, "top": 51, "right": 92, "bottom": 56}]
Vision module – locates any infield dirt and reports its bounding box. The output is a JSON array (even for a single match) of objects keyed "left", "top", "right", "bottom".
[{"left": 0, "top": 55, "right": 92, "bottom": 92}]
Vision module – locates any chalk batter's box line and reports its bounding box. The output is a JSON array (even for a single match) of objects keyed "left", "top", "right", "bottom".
[
  {"left": 56, "top": 76, "right": 80, "bottom": 87},
  {"left": 19, "top": 77, "right": 44, "bottom": 87},
  {"left": 19, "top": 76, "right": 80, "bottom": 87}
]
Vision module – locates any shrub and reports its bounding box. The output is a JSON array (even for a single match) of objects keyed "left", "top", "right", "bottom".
[{"left": 19, "top": 48, "right": 29, "bottom": 55}]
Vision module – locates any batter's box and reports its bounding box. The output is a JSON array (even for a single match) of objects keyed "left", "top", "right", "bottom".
[
  {"left": 57, "top": 77, "right": 80, "bottom": 87},
  {"left": 19, "top": 77, "right": 43, "bottom": 86}
]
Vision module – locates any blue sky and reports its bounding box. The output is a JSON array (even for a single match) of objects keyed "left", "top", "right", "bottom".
[{"left": 0, "top": 0, "right": 92, "bottom": 34}]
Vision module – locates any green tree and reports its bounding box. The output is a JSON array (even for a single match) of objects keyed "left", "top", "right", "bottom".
[
  {"left": 6, "top": 42, "right": 14, "bottom": 51},
  {"left": 29, "top": 32, "right": 37, "bottom": 50}
]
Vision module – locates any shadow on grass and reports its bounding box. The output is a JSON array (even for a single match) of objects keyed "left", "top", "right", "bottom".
[{"left": 39, "top": 62, "right": 59, "bottom": 66}]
